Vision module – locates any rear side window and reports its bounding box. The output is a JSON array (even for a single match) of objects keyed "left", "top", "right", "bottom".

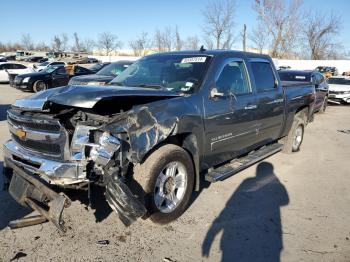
[
  {"left": 13, "top": 64, "right": 26, "bottom": 69},
  {"left": 251, "top": 62, "right": 276, "bottom": 92}
]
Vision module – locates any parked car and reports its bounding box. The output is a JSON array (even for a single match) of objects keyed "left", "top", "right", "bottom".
[
  {"left": 33, "top": 61, "right": 66, "bottom": 71},
  {"left": 25, "top": 56, "right": 44, "bottom": 62},
  {"left": 38, "top": 57, "right": 48, "bottom": 63},
  {"left": 315, "top": 66, "right": 338, "bottom": 78},
  {"left": 3, "top": 50, "right": 315, "bottom": 231},
  {"left": 13, "top": 65, "right": 69, "bottom": 92},
  {"left": 5, "top": 55, "right": 16, "bottom": 61},
  {"left": 277, "top": 65, "right": 291, "bottom": 70},
  {"left": 0, "top": 56, "right": 7, "bottom": 62},
  {"left": 327, "top": 76, "right": 350, "bottom": 104},
  {"left": 89, "top": 62, "right": 111, "bottom": 73},
  {"left": 76, "top": 57, "right": 100, "bottom": 64},
  {"left": 278, "top": 70, "right": 329, "bottom": 113},
  {"left": 68, "top": 60, "right": 132, "bottom": 85},
  {"left": 0, "top": 62, "right": 35, "bottom": 83}
]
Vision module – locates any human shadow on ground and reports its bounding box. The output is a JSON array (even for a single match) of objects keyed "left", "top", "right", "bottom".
[
  {"left": 0, "top": 161, "right": 32, "bottom": 230},
  {"left": 202, "top": 162, "right": 289, "bottom": 262}
]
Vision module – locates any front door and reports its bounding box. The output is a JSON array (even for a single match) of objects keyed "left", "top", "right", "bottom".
[{"left": 203, "top": 58, "right": 257, "bottom": 166}]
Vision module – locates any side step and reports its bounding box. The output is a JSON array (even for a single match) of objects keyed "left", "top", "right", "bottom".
[{"left": 205, "top": 143, "right": 283, "bottom": 183}]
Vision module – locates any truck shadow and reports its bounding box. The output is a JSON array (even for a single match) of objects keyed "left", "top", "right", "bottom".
[
  {"left": 0, "top": 161, "right": 32, "bottom": 230},
  {"left": 0, "top": 104, "right": 11, "bottom": 121},
  {"left": 201, "top": 162, "right": 289, "bottom": 262}
]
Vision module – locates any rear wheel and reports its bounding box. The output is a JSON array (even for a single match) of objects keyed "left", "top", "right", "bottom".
[
  {"left": 33, "top": 80, "right": 47, "bottom": 93},
  {"left": 132, "top": 144, "right": 194, "bottom": 224},
  {"left": 282, "top": 110, "right": 306, "bottom": 154}
]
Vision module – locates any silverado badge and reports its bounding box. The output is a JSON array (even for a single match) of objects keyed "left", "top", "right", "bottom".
[{"left": 15, "top": 128, "right": 26, "bottom": 140}]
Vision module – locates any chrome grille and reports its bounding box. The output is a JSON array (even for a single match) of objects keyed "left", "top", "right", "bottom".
[{"left": 7, "top": 110, "right": 69, "bottom": 159}]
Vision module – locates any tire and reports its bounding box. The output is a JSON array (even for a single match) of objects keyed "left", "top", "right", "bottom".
[
  {"left": 33, "top": 80, "right": 47, "bottom": 93},
  {"left": 131, "top": 144, "right": 194, "bottom": 224},
  {"left": 319, "top": 97, "right": 327, "bottom": 114},
  {"left": 282, "top": 110, "right": 306, "bottom": 154}
]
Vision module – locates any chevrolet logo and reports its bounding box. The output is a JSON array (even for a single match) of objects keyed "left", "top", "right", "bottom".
[{"left": 15, "top": 128, "right": 26, "bottom": 140}]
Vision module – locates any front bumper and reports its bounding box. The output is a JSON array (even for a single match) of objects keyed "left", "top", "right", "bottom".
[
  {"left": 328, "top": 93, "right": 350, "bottom": 104},
  {"left": 14, "top": 81, "right": 31, "bottom": 90},
  {"left": 3, "top": 140, "right": 87, "bottom": 186}
]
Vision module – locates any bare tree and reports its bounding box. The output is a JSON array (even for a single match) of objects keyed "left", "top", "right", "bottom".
[
  {"left": 82, "top": 38, "right": 95, "bottom": 54},
  {"left": 253, "top": 0, "right": 303, "bottom": 58},
  {"left": 153, "top": 27, "right": 173, "bottom": 52},
  {"left": 184, "top": 36, "right": 200, "bottom": 50},
  {"left": 60, "top": 33, "right": 69, "bottom": 51},
  {"left": 35, "top": 41, "right": 50, "bottom": 51},
  {"left": 21, "top": 34, "right": 34, "bottom": 50},
  {"left": 52, "top": 35, "right": 62, "bottom": 51},
  {"left": 175, "top": 26, "right": 183, "bottom": 51},
  {"left": 249, "top": 23, "right": 268, "bottom": 53},
  {"left": 129, "top": 32, "right": 150, "bottom": 56},
  {"left": 73, "top": 32, "right": 81, "bottom": 52},
  {"left": 98, "top": 32, "right": 121, "bottom": 56},
  {"left": 303, "top": 11, "right": 341, "bottom": 59},
  {"left": 202, "top": 0, "right": 236, "bottom": 49}
]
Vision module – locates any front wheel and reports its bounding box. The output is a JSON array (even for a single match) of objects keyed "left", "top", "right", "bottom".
[
  {"left": 32, "top": 80, "right": 47, "bottom": 93},
  {"left": 132, "top": 144, "right": 194, "bottom": 224}
]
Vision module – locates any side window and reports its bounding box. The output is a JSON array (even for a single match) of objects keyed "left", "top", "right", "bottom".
[
  {"left": 251, "top": 62, "right": 276, "bottom": 92},
  {"left": 56, "top": 67, "right": 67, "bottom": 74},
  {"left": 13, "top": 64, "right": 26, "bottom": 69},
  {"left": 216, "top": 61, "right": 251, "bottom": 95}
]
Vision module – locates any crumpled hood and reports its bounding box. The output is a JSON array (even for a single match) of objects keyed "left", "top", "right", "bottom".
[{"left": 13, "top": 85, "right": 180, "bottom": 111}]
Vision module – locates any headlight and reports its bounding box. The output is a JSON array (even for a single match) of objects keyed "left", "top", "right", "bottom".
[
  {"left": 22, "top": 77, "right": 30, "bottom": 83},
  {"left": 71, "top": 125, "right": 97, "bottom": 160},
  {"left": 87, "top": 81, "right": 105, "bottom": 86}
]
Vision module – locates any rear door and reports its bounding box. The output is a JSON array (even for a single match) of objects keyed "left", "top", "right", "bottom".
[
  {"left": 249, "top": 59, "right": 284, "bottom": 144},
  {"left": 203, "top": 58, "right": 257, "bottom": 165},
  {"left": 52, "top": 67, "right": 69, "bottom": 87}
]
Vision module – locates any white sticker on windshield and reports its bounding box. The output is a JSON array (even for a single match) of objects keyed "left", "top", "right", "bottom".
[
  {"left": 181, "top": 57, "right": 206, "bottom": 63},
  {"left": 295, "top": 76, "right": 306, "bottom": 79}
]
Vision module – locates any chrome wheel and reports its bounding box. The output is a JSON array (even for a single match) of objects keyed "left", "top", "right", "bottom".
[
  {"left": 153, "top": 161, "right": 188, "bottom": 213},
  {"left": 34, "top": 81, "right": 47, "bottom": 92},
  {"left": 292, "top": 125, "right": 303, "bottom": 151}
]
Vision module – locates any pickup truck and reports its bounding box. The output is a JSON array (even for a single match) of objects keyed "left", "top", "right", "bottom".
[{"left": 3, "top": 50, "right": 315, "bottom": 231}]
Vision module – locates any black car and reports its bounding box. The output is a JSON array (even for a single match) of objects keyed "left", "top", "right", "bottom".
[
  {"left": 76, "top": 57, "right": 99, "bottom": 64},
  {"left": 88, "top": 62, "right": 111, "bottom": 73},
  {"left": 14, "top": 65, "right": 69, "bottom": 92},
  {"left": 68, "top": 60, "right": 133, "bottom": 86},
  {"left": 38, "top": 57, "right": 48, "bottom": 63},
  {"left": 25, "top": 56, "right": 44, "bottom": 62},
  {"left": 278, "top": 70, "right": 329, "bottom": 112},
  {"left": 0, "top": 57, "right": 6, "bottom": 62}
]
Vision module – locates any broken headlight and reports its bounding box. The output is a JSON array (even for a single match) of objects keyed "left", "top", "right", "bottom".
[{"left": 90, "top": 132, "right": 120, "bottom": 166}]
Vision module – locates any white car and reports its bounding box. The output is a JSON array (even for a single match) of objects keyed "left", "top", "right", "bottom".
[
  {"left": 0, "top": 62, "right": 35, "bottom": 83},
  {"left": 328, "top": 76, "right": 350, "bottom": 104},
  {"left": 34, "top": 61, "right": 66, "bottom": 72}
]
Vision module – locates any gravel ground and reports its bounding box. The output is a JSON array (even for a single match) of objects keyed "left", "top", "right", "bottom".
[{"left": 0, "top": 84, "right": 349, "bottom": 262}]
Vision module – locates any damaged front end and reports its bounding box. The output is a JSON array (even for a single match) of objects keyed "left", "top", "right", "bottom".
[{"left": 3, "top": 87, "right": 179, "bottom": 230}]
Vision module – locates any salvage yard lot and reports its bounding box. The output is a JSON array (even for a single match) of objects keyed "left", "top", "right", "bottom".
[{"left": 0, "top": 84, "right": 350, "bottom": 262}]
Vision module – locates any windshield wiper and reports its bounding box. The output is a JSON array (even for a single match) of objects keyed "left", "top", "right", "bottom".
[{"left": 136, "top": 84, "right": 164, "bottom": 89}]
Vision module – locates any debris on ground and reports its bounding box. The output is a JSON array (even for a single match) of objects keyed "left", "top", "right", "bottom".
[
  {"left": 10, "top": 251, "right": 27, "bottom": 261},
  {"left": 96, "top": 240, "right": 110, "bottom": 246}
]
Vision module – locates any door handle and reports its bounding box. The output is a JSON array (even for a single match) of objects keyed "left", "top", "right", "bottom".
[{"left": 244, "top": 105, "right": 257, "bottom": 110}]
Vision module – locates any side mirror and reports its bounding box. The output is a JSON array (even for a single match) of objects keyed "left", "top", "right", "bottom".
[{"left": 210, "top": 87, "right": 225, "bottom": 98}]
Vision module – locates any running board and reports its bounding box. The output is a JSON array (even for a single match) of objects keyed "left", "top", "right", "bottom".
[{"left": 205, "top": 143, "right": 283, "bottom": 183}]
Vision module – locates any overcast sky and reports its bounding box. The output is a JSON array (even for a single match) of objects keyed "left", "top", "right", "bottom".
[{"left": 1, "top": 0, "right": 349, "bottom": 52}]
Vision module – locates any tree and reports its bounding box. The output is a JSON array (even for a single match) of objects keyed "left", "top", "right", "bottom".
[
  {"left": 153, "top": 27, "right": 174, "bottom": 52},
  {"left": 35, "top": 41, "right": 50, "bottom": 51},
  {"left": 82, "top": 38, "right": 95, "bottom": 54},
  {"left": 253, "top": 0, "right": 303, "bottom": 58},
  {"left": 249, "top": 23, "right": 268, "bottom": 54},
  {"left": 129, "top": 32, "right": 150, "bottom": 56},
  {"left": 61, "top": 33, "right": 69, "bottom": 51},
  {"left": 175, "top": 26, "right": 183, "bottom": 51},
  {"left": 184, "top": 36, "right": 200, "bottom": 50},
  {"left": 52, "top": 35, "right": 62, "bottom": 51},
  {"left": 73, "top": 32, "right": 81, "bottom": 52},
  {"left": 303, "top": 11, "right": 341, "bottom": 59},
  {"left": 21, "top": 34, "right": 34, "bottom": 50},
  {"left": 202, "top": 0, "right": 236, "bottom": 49},
  {"left": 98, "top": 32, "right": 121, "bottom": 56}
]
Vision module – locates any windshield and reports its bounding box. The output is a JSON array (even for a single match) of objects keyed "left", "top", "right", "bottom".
[
  {"left": 110, "top": 55, "right": 211, "bottom": 93},
  {"left": 278, "top": 72, "right": 311, "bottom": 82},
  {"left": 328, "top": 78, "right": 350, "bottom": 85},
  {"left": 39, "top": 61, "right": 49, "bottom": 66},
  {"left": 90, "top": 63, "right": 104, "bottom": 71},
  {"left": 97, "top": 62, "right": 130, "bottom": 76}
]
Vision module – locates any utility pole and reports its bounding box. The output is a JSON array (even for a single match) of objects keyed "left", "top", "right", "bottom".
[{"left": 242, "top": 24, "right": 247, "bottom": 52}]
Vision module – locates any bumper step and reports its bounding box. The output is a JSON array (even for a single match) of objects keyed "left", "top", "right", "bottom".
[{"left": 205, "top": 143, "right": 283, "bottom": 183}]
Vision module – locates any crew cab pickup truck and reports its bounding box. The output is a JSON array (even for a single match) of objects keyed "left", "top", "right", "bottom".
[{"left": 3, "top": 50, "right": 315, "bottom": 231}]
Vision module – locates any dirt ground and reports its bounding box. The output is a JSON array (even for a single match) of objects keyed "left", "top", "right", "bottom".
[{"left": 0, "top": 84, "right": 349, "bottom": 262}]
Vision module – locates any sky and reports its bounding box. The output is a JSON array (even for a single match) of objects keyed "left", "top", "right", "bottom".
[{"left": 0, "top": 0, "right": 349, "bottom": 52}]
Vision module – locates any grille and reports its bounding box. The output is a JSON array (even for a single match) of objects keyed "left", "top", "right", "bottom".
[
  {"left": 8, "top": 115, "right": 61, "bottom": 132},
  {"left": 13, "top": 135, "right": 61, "bottom": 155}
]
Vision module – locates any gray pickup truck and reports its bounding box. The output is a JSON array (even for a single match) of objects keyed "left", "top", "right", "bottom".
[{"left": 3, "top": 50, "right": 315, "bottom": 231}]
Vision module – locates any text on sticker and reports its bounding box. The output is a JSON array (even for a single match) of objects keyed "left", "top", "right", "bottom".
[{"left": 181, "top": 57, "right": 206, "bottom": 63}]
